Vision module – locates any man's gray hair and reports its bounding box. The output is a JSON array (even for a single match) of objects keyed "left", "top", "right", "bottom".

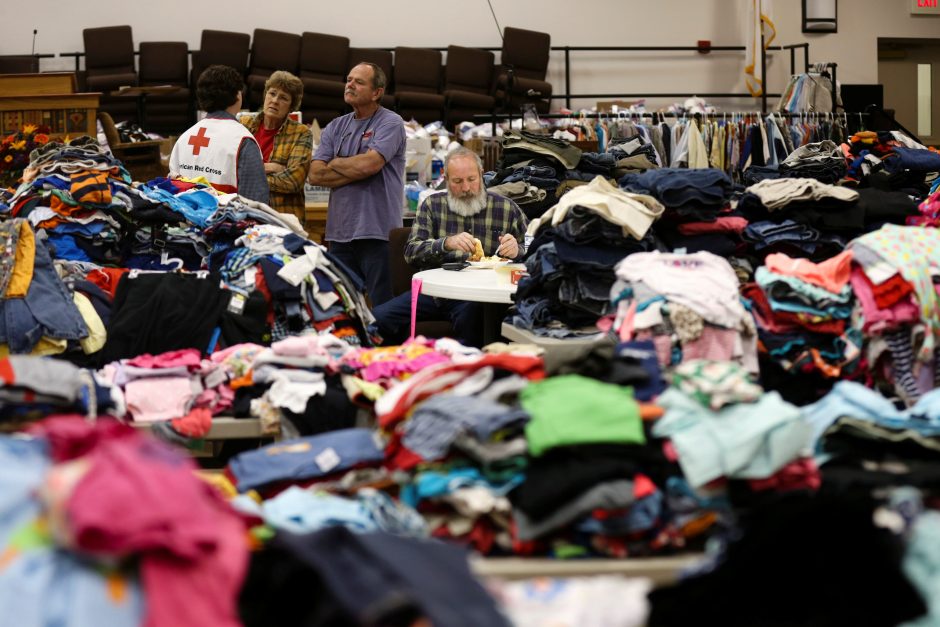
[
  {"left": 354, "top": 62, "right": 387, "bottom": 90},
  {"left": 444, "top": 146, "right": 484, "bottom": 175}
]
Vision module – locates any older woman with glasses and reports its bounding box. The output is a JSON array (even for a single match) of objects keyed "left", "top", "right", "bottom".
[{"left": 240, "top": 70, "right": 313, "bottom": 221}]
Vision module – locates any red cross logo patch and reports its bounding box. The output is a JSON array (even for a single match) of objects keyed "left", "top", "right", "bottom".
[{"left": 188, "top": 126, "right": 211, "bottom": 155}]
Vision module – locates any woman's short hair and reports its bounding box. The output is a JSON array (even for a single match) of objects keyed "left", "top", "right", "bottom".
[
  {"left": 196, "top": 65, "right": 245, "bottom": 112},
  {"left": 263, "top": 70, "right": 304, "bottom": 112}
]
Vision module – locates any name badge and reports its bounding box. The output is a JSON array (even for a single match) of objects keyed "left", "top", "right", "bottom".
[{"left": 362, "top": 130, "right": 374, "bottom": 140}]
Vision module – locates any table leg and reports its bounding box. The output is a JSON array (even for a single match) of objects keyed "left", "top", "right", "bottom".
[{"left": 482, "top": 303, "right": 508, "bottom": 345}]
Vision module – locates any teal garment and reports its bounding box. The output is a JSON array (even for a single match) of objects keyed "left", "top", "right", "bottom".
[
  {"left": 764, "top": 297, "right": 852, "bottom": 320},
  {"left": 652, "top": 388, "right": 810, "bottom": 488},
  {"left": 399, "top": 467, "right": 523, "bottom": 508},
  {"left": 902, "top": 511, "right": 940, "bottom": 627},
  {"left": 521, "top": 374, "right": 644, "bottom": 457},
  {"left": 754, "top": 266, "right": 852, "bottom": 307},
  {"left": 803, "top": 381, "right": 940, "bottom": 462}
]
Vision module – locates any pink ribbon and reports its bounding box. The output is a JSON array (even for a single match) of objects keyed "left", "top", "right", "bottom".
[{"left": 409, "top": 277, "right": 423, "bottom": 341}]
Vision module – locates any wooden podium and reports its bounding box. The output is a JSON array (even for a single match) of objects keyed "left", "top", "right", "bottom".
[
  {"left": 0, "top": 73, "right": 99, "bottom": 139},
  {"left": 304, "top": 201, "right": 328, "bottom": 243}
]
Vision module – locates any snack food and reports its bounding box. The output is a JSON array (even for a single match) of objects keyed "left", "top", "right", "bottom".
[{"left": 469, "top": 237, "right": 485, "bottom": 262}]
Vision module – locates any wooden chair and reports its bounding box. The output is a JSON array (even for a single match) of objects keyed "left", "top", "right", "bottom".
[{"left": 97, "top": 111, "right": 166, "bottom": 181}]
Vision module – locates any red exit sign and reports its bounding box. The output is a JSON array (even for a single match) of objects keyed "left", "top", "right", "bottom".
[{"left": 912, "top": 0, "right": 940, "bottom": 13}]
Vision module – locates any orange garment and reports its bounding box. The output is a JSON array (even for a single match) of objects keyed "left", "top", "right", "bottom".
[
  {"left": 6, "top": 220, "right": 35, "bottom": 298},
  {"left": 85, "top": 267, "right": 129, "bottom": 298},
  {"left": 764, "top": 250, "right": 853, "bottom": 294}
]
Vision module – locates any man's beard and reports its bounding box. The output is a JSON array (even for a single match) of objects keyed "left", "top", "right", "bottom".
[{"left": 448, "top": 189, "right": 487, "bottom": 217}]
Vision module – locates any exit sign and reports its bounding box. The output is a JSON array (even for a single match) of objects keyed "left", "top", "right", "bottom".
[{"left": 912, "top": 0, "right": 940, "bottom": 14}]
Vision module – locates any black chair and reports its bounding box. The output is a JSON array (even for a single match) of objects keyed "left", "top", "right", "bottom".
[
  {"left": 494, "top": 26, "right": 553, "bottom": 114},
  {"left": 298, "top": 32, "right": 350, "bottom": 126},
  {"left": 388, "top": 227, "right": 455, "bottom": 339},
  {"left": 82, "top": 25, "right": 138, "bottom": 123},
  {"left": 245, "top": 29, "right": 301, "bottom": 110},
  {"left": 190, "top": 29, "right": 250, "bottom": 89},
  {"left": 443, "top": 46, "right": 495, "bottom": 130},
  {"left": 138, "top": 41, "right": 192, "bottom": 134},
  {"left": 392, "top": 47, "right": 445, "bottom": 124}
]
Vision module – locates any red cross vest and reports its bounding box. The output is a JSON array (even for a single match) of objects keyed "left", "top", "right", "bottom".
[{"left": 170, "top": 117, "right": 257, "bottom": 194}]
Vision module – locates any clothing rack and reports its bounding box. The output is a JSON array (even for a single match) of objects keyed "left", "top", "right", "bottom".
[
  {"left": 549, "top": 43, "right": 810, "bottom": 112},
  {"left": 473, "top": 109, "right": 867, "bottom": 135}
]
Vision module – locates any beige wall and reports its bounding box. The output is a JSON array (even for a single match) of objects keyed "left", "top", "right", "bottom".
[{"left": 5, "top": 0, "right": 939, "bottom": 112}]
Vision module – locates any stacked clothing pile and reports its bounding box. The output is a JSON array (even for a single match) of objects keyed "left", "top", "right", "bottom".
[
  {"left": 804, "top": 381, "right": 940, "bottom": 489},
  {"left": 739, "top": 177, "right": 859, "bottom": 261},
  {"left": 373, "top": 353, "right": 543, "bottom": 554},
  {"left": 488, "top": 130, "right": 584, "bottom": 220},
  {"left": 608, "top": 251, "right": 758, "bottom": 374},
  {"left": 621, "top": 168, "right": 738, "bottom": 256},
  {"left": 849, "top": 224, "right": 940, "bottom": 405},
  {"left": 0, "top": 219, "right": 97, "bottom": 360},
  {"left": 843, "top": 130, "right": 940, "bottom": 195},
  {"left": 652, "top": 360, "right": 815, "bottom": 494},
  {"left": 506, "top": 374, "right": 697, "bottom": 558},
  {"left": 778, "top": 139, "right": 846, "bottom": 183},
  {"left": 742, "top": 251, "right": 863, "bottom": 402},
  {"left": 3, "top": 139, "right": 131, "bottom": 266},
  {"left": 99, "top": 347, "right": 234, "bottom": 445},
  {"left": 512, "top": 177, "right": 663, "bottom": 337},
  {"left": 608, "top": 135, "right": 662, "bottom": 174},
  {"left": 0, "top": 355, "right": 120, "bottom": 429}
]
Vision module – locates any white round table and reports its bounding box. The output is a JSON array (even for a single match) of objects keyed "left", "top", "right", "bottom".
[
  {"left": 412, "top": 267, "right": 518, "bottom": 304},
  {"left": 412, "top": 266, "right": 521, "bottom": 343}
]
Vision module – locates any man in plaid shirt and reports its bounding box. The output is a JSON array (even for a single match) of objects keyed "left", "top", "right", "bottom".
[{"left": 372, "top": 147, "right": 528, "bottom": 347}]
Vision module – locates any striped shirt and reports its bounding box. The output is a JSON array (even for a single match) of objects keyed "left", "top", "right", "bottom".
[{"left": 404, "top": 191, "right": 528, "bottom": 270}]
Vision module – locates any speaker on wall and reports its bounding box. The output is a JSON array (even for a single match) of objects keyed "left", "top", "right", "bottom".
[{"left": 803, "top": 0, "right": 838, "bottom": 33}]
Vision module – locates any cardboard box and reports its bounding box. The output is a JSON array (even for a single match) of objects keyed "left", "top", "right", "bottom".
[{"left": 596, "top": 100, "right": 642, "bottom": 113}]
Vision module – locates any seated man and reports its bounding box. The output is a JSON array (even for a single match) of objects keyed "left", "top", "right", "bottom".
[{"left": 372, "top": 147, "right": 528, "bottom": 347}]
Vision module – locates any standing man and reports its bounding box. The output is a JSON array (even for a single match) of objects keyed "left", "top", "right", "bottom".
[
  {"left": 308, "top": 62, "right": 406, "bottom": 306},
  {"left": 372, "top": 147, "right": 528, "bottom": 347},
  {"left": 170, "top": 65, "right": 269, "bottom": 203}
]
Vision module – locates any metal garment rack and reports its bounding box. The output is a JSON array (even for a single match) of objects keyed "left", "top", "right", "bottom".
[
  {"left": 550, "top": 42, "right": 810, "bottom": 112},
  {"left": 472, "top": 41, "right": 812, "bottom": 131}
]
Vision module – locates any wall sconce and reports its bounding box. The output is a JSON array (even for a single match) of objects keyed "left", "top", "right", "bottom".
[{"left": 802, "top": 0, "right": 838, "bottom": 33}]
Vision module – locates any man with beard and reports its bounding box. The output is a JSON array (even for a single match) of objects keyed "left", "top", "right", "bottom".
[
  {"left": 308, "top": 61, "right": 406, "bottom": 306},
  {"left": 371, "top": 147, "right": 528, "bottom": 347}
]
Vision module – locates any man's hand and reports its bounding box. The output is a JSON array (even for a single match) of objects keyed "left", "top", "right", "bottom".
[
  {"left": 496, "top": 233, "right": 519, "bottom": 259},
  {"left": 264, "top": 162, "right": 286, "bottom": 174},
  {"left": 444, "top": 232, "right": 476, "bottom": 254}
]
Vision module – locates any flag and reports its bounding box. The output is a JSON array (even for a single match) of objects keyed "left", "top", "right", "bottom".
[{"left": 745, "top": 0, "right": 776, "bottom": 97}]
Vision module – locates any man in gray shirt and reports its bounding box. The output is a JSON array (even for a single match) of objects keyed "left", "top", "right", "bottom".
[{"left": 308, "top": 62, "right": 405, "bottom": 306}]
